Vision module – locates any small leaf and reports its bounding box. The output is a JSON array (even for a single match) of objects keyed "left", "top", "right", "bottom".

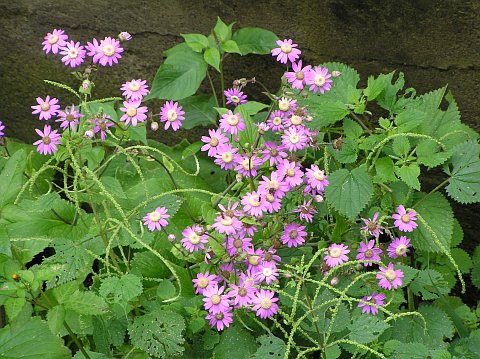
[
  {"left": 343, "top": 118, "right": 363, "bottom": 138},
  {"left": 392, "top": 136, "right": 411, "bottom": 157},
  {"left": 374, "top": 157, "right": 397, "bottom": 183},
  {"left": 181, "top": 33, "right": 209, "bottom": 52},
  {"left": 232, "top": 27, "right": 279, "bottom": 55},
  {"left": 221, "top": 39, "right": 241, "bottom": 54},
  {"left": 99, "top": 273, "right": 143, "bottom": 304},
  {"left": 213, "top": 17, "right": 231, "bottom": 42},
  {"left": 396, "top": 163, "right": 420, "bottom": 190},
  {"left": 204, "top": 47, "right": 221, "bottom": 72},
  {"left": 348, "top": 315, "right": 390, "bottom": 344},
  {"left": 236, "top": 101, "right": 269, "bottom": 116},
  {"left": 156, "top": 279, "right": 176, "bottom": 300},
  {"left": 47, "top": 305, "right": 66, "bottom": 335},
  {"left": 364, "top": 75, "right": 385, "bottom": 100}
]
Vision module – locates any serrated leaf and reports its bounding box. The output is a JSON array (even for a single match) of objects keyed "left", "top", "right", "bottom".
[
  {"left": 392, "top": 136, "right": 411, "bottom": 156},
  {"left": 47, "top": 305, "right": 66, "bottom": 335},
  {"left": 64, "top": 290, "right": 108, "bottom": 315},
  {"left": 395, "top": 264, "right": 419, "bottom": 287},
  {"left": 232, "top": 27, "right": 278, "bottom": 55},
  {"left": 156, "top": 279, "right": 176, "bottom": 300},
  {"left": 204, "top": 47, "right": 221, "bottom": 72},
  {"left": 213, "top": 325, "right": 256, "bottom": 359},
  {"left": 450, "top": 248, "right": 473, "bottom": 273},
  {"left": 395, "top": 108, "right": 425, "bottom": 132},
  {"left": 331, "top": 138, "right": 358, "bottom": 164},
  {"left": 374, "top": 157, "right": 397, "bottom": 183},
  {"left": 128, "top": 310, "right": 185, "bottom": 358},
  {"left": 395, "top": 163, "right": 420, "bottom": 190},
  {"left": 416, "top": 139, "right": 451, "bottom": 168},
  {"left": 348, "top": 315, "right": 390, "bottom": 344},
  {"left": 325, "top": 167, "right": 373, "bottom": 220},
  {"left": 343, "top": 118, "right": 363, "bottom": 138},
  {"left": 251, "top": 334, "right": 285, "bottom": 358},
  {"left": 375, "top": 72, "right": 405, "bottom": 112},
  {"left": 410, "top": 269, "right": 450, "bottom": 300},
  {"left": 99, "top": 273, "right": 143, "bottom": 304},
  {"left": 364, "top": 75, "right": 385, "bottom": 100}
]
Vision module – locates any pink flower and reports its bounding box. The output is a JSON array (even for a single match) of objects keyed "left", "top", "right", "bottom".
[
  {"left": 201, "top": 128, "right": 228, "bottom": 157},
  {"left": 261, "top": 141, "right": 288, "bottom": 166},
  {"left": 92, "top": 37, "right": 123, "bottom": 66},
  {"left": 181, "top": 225, "right": 209, "bottom": 253},
  {"left": 226, "top": 235, "right": 253, "bottom": 257},
  {"left": 214, "top": 144, "right": 238, "bottom": 170},
  {"left": 211, "top": 214, "right": 243, "bottom": 236},
  {"left": 218, "top": 201, "right": 243, "bottom": 218},
  {"left": 281, "top": 223, "right": 307, "bottom": 247},
  {"left": 160, "top": 101, "right": 185, "bottom": 131},
  {"left": 93, "top": 115, "right": 114, "bottom": 141},
  {"left": 356, "top": 240, "right": 383, "bottom": 266},
  {"left": 358, "top": 292, "right": 386, "bottom": 315},
  {"left": 387, "top": 236, "right": 412, "bottom": 259},
  {"left": 224, "top": 88, "right": 247, "bottom": 107},
  {"left": 56, "top": 105, "right": 84, "bottom": 131},
  {"left": 305, "top": 165, "right": 329, "bottom": 192},
  {"left": 252, "top": 289, "right": 279, "bottom": 319},
  {"left": 206, "top": 308, "right": 233, "bottom": 331},
  {"left": 305, "top": 66, "right": 333, "bottom": 94},
  {"left": 31, "top": 96, "right": 60, "bottom": 121},
  {"left": 267, "top": 111, "right": 285, "bottom": 132},
  {"left": 376, "top": 263, "right": 404, "bottom": 290},
  {"left": 241, "top": 191, "right": 268, "bottom": 217},
  {"left": 229, "top": 281, "right": 256, "bottom": 308},
  {"left": 0, "top": 121, "right": 4, "bottom": 138},
  {"left": 392, "top": 205, "right": 418, "bottom": 232},
  {"left": 258, "top": 171, "right": 289, "bottom": 199},
  {"left": 42, "top": 29, "right": 68, "bottom": 54},
  {"left": 142, "top": 207, "right": 169, "bottom": 231},
  {"left": 361, "top": 212, "right": 383, "bottom": 238},
  {"left": 219, "top": 110, "right": 245, "bottom": 135},
  {"left": 277, "top": 97, "right": 297, "bottom": 114},
  {"left": 33, "top": 125, "right": 61, "bottom": 155},
  {"left": 277, "top": 160, "right": 304, "bottom": 189},
  {"left": 255, "top": 261, "right": 279, "bottom": 285},
  {"left": 85, "top": 38, "right": 101, "bottom": 57},
  {"left": 293, "top": 199, "right": 318, "bottom": 222},
  {"left": 192, "top": 271, "right": 218, "bottom": 295},
  {"left": 281, "top": 126, "right": 309, "bottom": 152},
  {"left": 234, "top": 154, "right": 263, "bottom": 177},
  {"left": 121, "top": 79, "right": 149, "bottom": 101},
  {"left": 285, "top": 60, "right": 312, "bottom": 89},
  {"left": 324, "top": 244, "right": 350, "bottom": 268},
  {"left": 59, "top": 41, "right": 86, "bottom": 68},
  {"left": 120, "top": 100, "right": 148, "bottom": 127},
  {"left": 271, "top": 39, "right": 301, "bottom": 64},
  {"left": 203, "top": 284, "right": 230, "bottom": 314}
]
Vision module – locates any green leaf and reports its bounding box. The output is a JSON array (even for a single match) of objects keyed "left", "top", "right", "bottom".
[
  {"left": 0, "top": 317, "right": 70, "bottom": 358},
  {"left": 445, "top": 140, "right": 480, "bottom": 204},
  {"left": 213, "top": 325, "right": 256, "bottom": 359},
  {"left": 99, "top": 274, "right": 143, "bottom": 304},
  {"left": 395, "top": 163, "right": 420, "bottom": 190},
  {"left": 232, "top": 27, "right": 278, "bottom": 55},
  {"left": 330, "top": 138, "right": 358, "bottom": 164},
  {"left": 396, "top": 264, "right": 419, "bottom": 287},
  {"left": 251, "top": 334, "right": 285, "bottom": 359},
  {"left": 385, "top": 341, "right": 429, "bottom": 359},
  {"left": 156, "top": 279, "right": 176, "bottom": 300},
  {"left": 392, "top": 136, "right": 411, "bottom": 156},
  {"left": 348, "top": 315, "right": 390, "bottom": 344},
  {"left": 129, "top": 125, "right": 147, "bottom": 145},
  {"left": 410, "top": 192, "right": 453, "bottom": 252},
  {"left": 203, "top": 330, "right": 220, "bottom": 350},
  {"left": 450, "top": 248, "right": 473, "bottom": 273},
  {"left": 47, "top": 305, "right": 66, "bottom": 335},
  {"left": 178, "top": 94, "right": 217, "bottom": 129},
  {"left": 128, "top": 310, "right": 185, "bottom": 358},
  {"left": 204, "top": 47, "right": 221, "bottom": 72},
  {"left": 182, "top": 141, "right": 204, "bottom": 159},
  {"left": 64, "top": 290, "right": 108, "bottom": 315},
  {"left": 181, "top": 33, "right": 209, "bottom": 52},
  {"left": 375, "top": 72, "right": 405, "bottom": 112},
  {"left": 0, "top": 149, "right": 27, "bottom": 208},
  {"left": 324, "top": 167, "right": 373, "bottom": 220},
  {"left": 343, "top": 118, "right": 363, "bottom": 138},
  {"left": 85, "top": 147, "right": 105, "bottom": 170},
  {"left": 410, "top": 269, "right": 450, "bottom": 300},
  {"left": 395, "top": 108, "right": 425, "bottom": 132},
  {"left": 236, "top": 101, "right": 269, "bottom": 116},
  {"left": 147, "top": 43, "right": 207, "bottom": 101},
  {"left": 416, "top": 139, "right": 451, "bottom": 168},
  {"left": 221, "top": 40, "right": 241, "bottom": 54},
  {"left": 306, "top": 100, "right": 349, "bottom": 129},
  {"left": 213, "top": 17, "right": 231, "bottom": 42},
  {"left": 100, "top": 176, "right": 127, "bottom": 199},
  {"left": 364, "top": 75, "right": 385, "bottom": 100},
  {"left": 374, "top": 157, "right": 397, "bottom": 183}
]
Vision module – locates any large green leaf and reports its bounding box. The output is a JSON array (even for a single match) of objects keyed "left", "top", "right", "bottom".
[
  {"left": 146, "top": 43, "right": 207, "bottom": 101},
  {"left": 324, "top": 167, "right": 373, "bottom": 220},
  {"left": 231, "top": 27, "right": 278, "bottom": 55},
  {"left": 178, "top": 94, "right": 217, "bottom": 129},
  {"left": 99, "top": 273, "right": 143, "bottom": 304},
  {"left": 348, "top": 315, "right": 390, "bottom": 344},
  {"left": 0, "top": 149, "right": 27, "bottom": 208},
  {"left": 0, "top": 317, "right": 70, "bottom": 358},
  {"left": 251, "top": 334, "right": 285, "bottom": 359},
  {"left": 213, "top": 325, "right": 256, "bottom": 359}
]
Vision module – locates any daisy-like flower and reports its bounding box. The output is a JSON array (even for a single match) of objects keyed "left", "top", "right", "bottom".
[
  {"left": 271, "top": 39, "right": 301, "bottom": 64},
  {"left": 261, "top": 141, "right": 288, "bottom": 166},
  {"left": 285, "top": 60, "right": 312, "bottom": 89},
  {"left": 356, "top": 240, "right": 383, "bottom": 266},
  {"left": 258, "top": 171, "right": 289, "bottom": 199},
  {"left": 277, "top": 97, "right": 297, "bottom": 113},
  {"left": 224, "top": 88, "right": 247, "bottom": 107},
  {"left": 305, "top": 165, "right": 329, "bottom": 192},
  {"left": 142, "top": 207, "right": 169, "bottom": 231},
  {"left": 264, "top": 192, "right": 282, "bottom": 213},
  {"left": 234, "top": 154, "right": 263, "bottom": 177},
  {"left": 293, "top": 199, "right": 318, "bottom": 223},
  {"left": 252, "top": 289, "right": 279, "bottom": 319},
  {"left": 206, "top": 308, "right": 233, "bottom": 331},
  {"left": 377, "top": 263, "right": 404, "bottom": 290},
  {"left": 33, "top": 125, "right": 62, "bottom": 155},
  {"left": 229, "top": 280, "right": 256, "bottom": 308},
  {"left": 160, "top": 101, "right": 185, "bottom": 131},
  {"left": 218, "top": 200, "right": 243, "bottom": 218},
  {"left": 214, "top": 144, "right": 238, "bottom": 170},
  {"left": 31, "top": 96, "right": 60, "bottom": 121},
  {"left": 211, "top": 213, "right": 243, "bottom": 235},
  {"left": 85, "top": 38, "right": 100, "bottom": 57},
  {"left": 56, "top": 105, "right": 83, "bottom": 131},
  {"left": 255, "top": 261, "right": 279, "bottom": 285},
  {"left": 281, "top": 126, "right": 309, "bottom": 152},
  {"left": 358, "top": 292, "right": 386, "bottom": 315},
  {"left": 361, "top": 212, "right": 383, "bottom": 238},
  {"left": 219, "top": 110, "right": 245, "bottom": 135},
  {"left": 93, "top": 114, "right": 114, "bottom": 141},
  {"left": 241, "top": 191, "right": 268, "bottom": 217},
  {"left": 245, "top": 247, "right": 265, "bottom": 273},
  {"left": 42, "top": 29, "right": 68, "bottom": 54},
  {"left": 392, "top": 205, "right": 418, "bottom": 232},
  {"left": 120, "top": 99, "right": 148, "bottom": 127},
  {"left": 226, "top": 235, "right": 253, "bottom": 257},
  {"left": 305, "top": 66, "right": 333, "bottom": 94},
  {"left": 267, "top": 111, "right": 285, "bottom": 132},
  {"left": 181, "top": 225, "right": 209, "bottom": 253},
  {"left": 192, "top": 271, "right": 218, "bottom": 295},
  {"left": 281, "top": 223, "right": 307, "bottom": 247},
  {"left": 0, "top": 121, "right": 4, "bottom": 138},
  {"left": 284, "top": 113, "right": 305, "bottom": 128},
  {"left": 92, "top": 37, "right": 123, "bottom": 66},
  {"left": 324, "top": 244, "right": 350, "bottom": 268},
  {"left": 277, "top": 160, "right": 304, "bottom": 189},
  {"left": 201, "top": 128, "right": 229, "bottom": 157},
  {"left": 59, "top": 41, "right": 86, "bottom": 68},
  {"left": 203, "top": 284, "right": 230, "bottom": 314},
  {"left": 121, "top": 79, "right": 149, "bottom": 101},
  {"left": 387, "top": 236, "right": 412, "bottom": 259}
]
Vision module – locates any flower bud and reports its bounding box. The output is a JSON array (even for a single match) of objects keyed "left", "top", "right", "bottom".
[
  {"left": 150, "top": 121, "right": 159, "bottom": 131},
  {"left": 236, "top": 174, "right": 243, "bottom": 182},
  {"left": 84, "top": 130, "right": 94, "bottom": 139},
  {"left": 118, "top": 32, "right": 132, "bottom": 42},
  {"left": 167, "top": 234, "right": 176, "bottom": 242},
  {"left": 332, "top": 70, "right": 342, "bottom": 78},
  {"left": 82, "top": 79, "right": 91, "bottom": 90},
  {"left": 194, "top": 225, "right": 205, "bottom": 236},
  {"left": 330, "top": 277, "right": 339, "bottom": 286},
  {"left": 314, "top": 194, "right": 324, "bottom": 203}
]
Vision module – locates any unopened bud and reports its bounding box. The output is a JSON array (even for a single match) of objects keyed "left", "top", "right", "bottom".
[
  {"left": 194, "top": 225, "right": 205, "bottom": 236},
  {"left": 236, "top": 174, "right": 243, "bottom": 182},
  {"left": 330, "top": 277, "right": 339, "bottom": 286},
  {"left": 84, "top": 130, "right": 94, "bottom": 139},
  {"left": 332, "top": 70, "right": 341, "bottom": 78},
  {"left": 314, "top": 194, "right": 324, "bottom": 203},
  {"left": 167, "top": 234, "right": 176, "bottom": 242},
  {"left": 82, "top": 79, "right": 91, "bottom": 90},
  {"left": 356, "top": 264, "right": 364, "bottom": 271},
  {"left": 150, "top": 121, "right": 159, "bottom": 131},
  {"left": 118, "top": 32, "right": 132, "bottom": 42}
]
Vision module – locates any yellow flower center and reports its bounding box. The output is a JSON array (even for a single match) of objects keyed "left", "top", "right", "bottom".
[
  {"left": 129, "top": 81, "right": 141, "bottom": 92},
  {"left": 260, "top": 298, "right": 272, "bottom": 309},
  {"left": 48, "top": 34, "right": 59, "bottom": 44},
  {"left": 68, "top": 48, "right": 78, "bottom": 59},
  {"left": 290, "top": 115, "right": 302, "bottom": 125},
  {"left": 211, "top": 294, "right": 221, "bottom": 305},
  {"left": 198, "top": 277, "right": 209, "bottom": 288},
  {"left": 385, "top": 269, "right": 396, "bottom": 281},
  {"left": 286, "top": 168, "right": 295, "bottom": 177},
  {"left": 41, "top": 103, "right": 51, "bottom": 111},
  {"left": 227, "top": 114, "right": 239, "bottom": 126},
  {"left": 330, "top": 247, "right": 341, "bottom": 258},
  {"left": 242, "top": 158, "right": 253, "bottom": 171},
  {"left": 248, "top": 255, "right": 260, "bottom": 266},
  {"left": 230, "top": 95, "right": 240, "bottom": 103},
  {"left": 272, "top": 116, "right": 282, "bottom": 125},
  {"left": 209, "top": 137, "right": 219, "bottom": 147},
  {"left": 280, "top": 43, "right": 292, "bottom": 53},
  {"left": 314, "top": 74, "right": 326, "bottom": 87},
  {"left": 126, "top": 107, "right": 137, "bottom": 117},
  {"left": 268, "top": 180, "right": 279, "bottom": 190},
  {"left": 278, "top": 100, "right": 290, "bottom": 112},
  {"left": 103, "top": 44, "right": 115, "bottom": 56},
  {"left": 167, "top": 109, "right": 178, "bottom": 122},
  {"left": 401, "top": 214, "right": 410, "bottom": 223},
  {"left": 189, "top": 232, "right": 200, "bottom": 245},
  {"left": 266, "top": 193, "right": 275, "bottom": 203},
  {"left": 314, "top": 170, "right": 325, "bottom": 181},
  {"left": 396, "top": 244, "right": 407, "bottom": 255},
  {"left": 295, "top": 70, "right": 304, "bottom": 80},
  {"left": 289, "top": 134, "right": 300, "bottom": 144},
  {"left": 248, "top": 195, "right": 261, "bottom": 207},
  {"left": 263, "top": 268, "right": 273, "bottom": 277},
  {"left": 221, "top": 151, "right": 233, "bottom": 163},
  {"left": 148, "top": 211, "right": 161, "bottom": 222},
  {"left": 221, "top": 216, "right": 233, "bottom": 226}
]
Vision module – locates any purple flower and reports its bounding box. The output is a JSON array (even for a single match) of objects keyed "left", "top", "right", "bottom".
[
  {"left": 282, "top": 126, "right": 309, "bottom": 152},
  {"left": 361, "top": 212, "right": 383, "bottom": 238},
  {"left": 281, "top": 222, "right": 307, "bottom": 247},
  {"left": 92, "top": 37, "right": 123, "bottom": 66},
  {"left": 224, "top": 88, "right": 247, "bottom": 107},
  {"left": 0, "top": 121, "right": 5, "bottom": 138},
  {"left": 93, "top": 115, "right": 114, "bottom": 141},
  {"left": 85, "top": 38, "right": 100, "bottom": 57},
  {"left": 120, "top": 100, "right": 148, "bottom": 127},
  {"left": 277, "top": 160, "right": 304, "bottom": 189},
  {"left": 203, "top": 284, "right": 230, "bottom": 314},
  {"left": 277, "top": 97, "right": 297, "bottom": 113},
  {"left": 241, "top": 191, "right": 268, "bottom": 217},
  {"left": 229, "top": 280, "right": 256, "bottom": 308},
  {"left": 192, "top": 271, "right": 218, "bottom": 295},
  {"left": 258, "top": 171, "right": 289, "bottom": 199},
  {"left": 211, "top": 214, "right": 243, "bottom": 236},
  {"left": 387, "top": 236, "right": 412, "bottom": 259},
  {"left": 56, "top": 105, "right": 83, "bottom": 131},
  {"left": 31, "top": 96, "right": 60, "bottom": 121},
  {"left": 358, "top": 292, "right": 386, "bottom": 315},
  {"left": 33, "top": 125, "right": 61, "bottom": 155},
  {"left": 181, "top": 225, "right": 209, "bottom": 253},
  {"left": 271, "top": 39, "right": 301, "bottom": 64},
  {"left": 234, "top": 154, "right": 262, "bottom": 177},
  {"left": 324, "top": 244, "right": 350, "bottom": 268},
  {"left": 226, "top": 235, "right": 253, "bottom": 257},
  {"left": 261, "top": 141, "right": 288, "bottom": 166},
  {"left": 284, "top": 112, "right": 305, "bottom": 128},
  {"left": 285, "top": 60, "right": 311, "bottom": 89},
  {"left": 255, "top": 261, "right": 279, "bottom": 285},
  {"left": 214, "top": 144, "right": 238, "bottom": 170},
  {"left": 356, "top": 240, "right": 383, "bottom": 266},
  {"left": 293, "top": 199, "right": 318, "bottom": 223},
  {"left": 201, "top": 128, "right": 228, "bottom": 157},
  {"left": 42, "top": 29, "right": 68, "bottom": 54},
  {"left": 305, "top": 165, "right": 329, "bottom": 192},
  {"left": 267, "top": 111, "right": 285, "bottom": 132},
  {"left": 252, "top": 289, "right": 279, "bottom": 319},
  {"left": 206, "top": 308, "right": 233, "bottom": 331},
  {"left": 376, "top": 262, "right": 404, "bottom": 290},
  {"left": 218, "top": 201, "right": 243, "bottom": 218},
  {"left": 59, "top": 41, "right": 86, "bottom": 68},
  {"left": 392, "top": 205, "right": 418, "bottom": 232},
  {"left": 142, "top": 207, "right": 169, "bottom": 231},
  {"left": 121, "top": 79, "right": 149, "bottom": 101},
  {"left": 219, "top": 110, "right": 245, "bottom": 135},
  {"left": 160, "top": 101, "right": 185, "bottom": 131},
  {"left": 305, "top": 66, "right": 333, "bottom": 94}
]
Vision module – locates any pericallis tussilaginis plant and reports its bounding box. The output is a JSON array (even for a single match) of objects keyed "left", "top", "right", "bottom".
[{"left": 1, "top": 17, "right": 480, "bottom": 359}]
